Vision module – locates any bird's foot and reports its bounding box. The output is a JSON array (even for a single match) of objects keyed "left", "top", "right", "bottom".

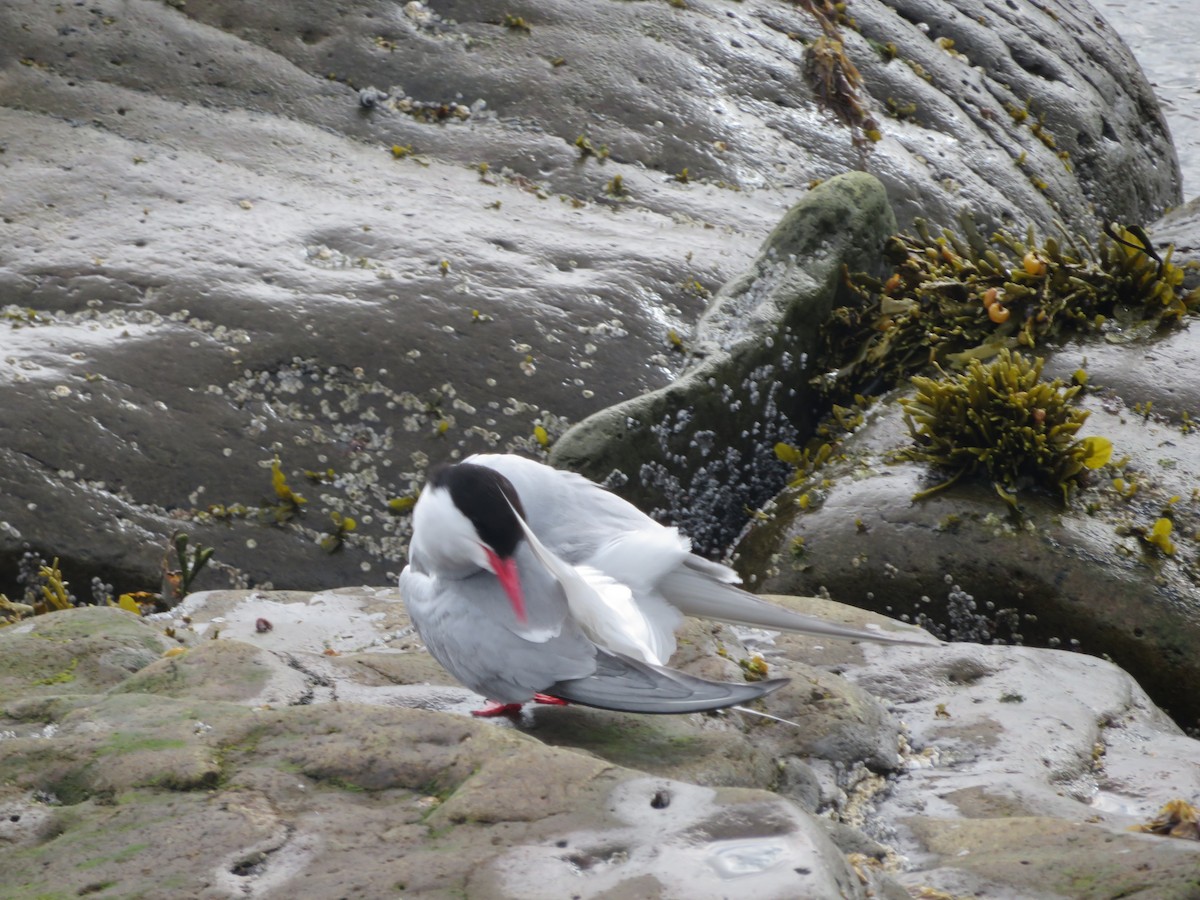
[
  {"left": 470, "top": 694, "right": 569, "bottom": 717},
  {"left": 470, "top": 701, "right": 524, "bottom": 717}
]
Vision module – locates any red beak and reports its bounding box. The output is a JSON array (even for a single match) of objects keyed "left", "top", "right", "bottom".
[{"left": 484, "top": 547, "right": 527, "bottom": 623}]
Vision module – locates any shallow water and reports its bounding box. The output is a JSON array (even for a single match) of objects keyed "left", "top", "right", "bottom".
[{"left": 1092, "top": 0, "right": 1200, "bottom": 199}]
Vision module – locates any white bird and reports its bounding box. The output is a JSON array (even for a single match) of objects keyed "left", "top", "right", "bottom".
[{"left": 399, "top": 453, "right": 921, "bottom": 716}]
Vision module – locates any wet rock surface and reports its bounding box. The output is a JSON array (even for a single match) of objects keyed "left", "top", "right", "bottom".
[
  {"left": 551, "top": 171, "right": 897, "bottom": 552},
  {"left": 0, "top": 0, "right": 1181, "bottom": 594},
  {"left": 4, "top": 4, "right": 1198, "bottom": 893},
  {"left": 3, "top": 592, "right": 1198, "bottom": 898},
  {"left": 735, "top": 319, "right": 1200, "bottom": 731}
]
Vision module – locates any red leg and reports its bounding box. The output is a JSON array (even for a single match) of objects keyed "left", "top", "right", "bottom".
[
  {"left": 470, "top": 695, "right": 568, "bottom": 717},
  {"left": 471, "top": 700, "right": 524, "bottom": 717}
]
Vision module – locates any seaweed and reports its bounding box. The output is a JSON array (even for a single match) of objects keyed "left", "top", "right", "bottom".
[
  {"left": 820, "top": 219, "right": 1200, "bottom": 404},
  {"left": 2, "top": 533, "right": 215, "bottom": 627},
  {"left": 162, "top": 532, "right": 215, "bottom": 602},
  {"left": 899, "top": 349, "right": 1111, "bottom": 503},
  {"left": 263, "top": 457, "right": 307, "bottom": 524},
  {"left": 319, "top": 511, "right": 358, "bottom": 553},
  {"left": 798, "top": 0, "right": 881, "bottom": 144}
]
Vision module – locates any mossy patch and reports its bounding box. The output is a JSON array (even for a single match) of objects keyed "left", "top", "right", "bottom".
[
  {"left": 113, "top": 639, "right": 275, "bottom": 701},
  {"left": 0, "top": 608, "right": 170, "bottom": 703},
  {"left": 77, "top": 841, "right": 151, "bottom": 870},
  {"left": 33, "top": 657, "right": 78, "bottom": 686},
  {"left": 97, "top": 734, "right": 189, "bottom": 756}
]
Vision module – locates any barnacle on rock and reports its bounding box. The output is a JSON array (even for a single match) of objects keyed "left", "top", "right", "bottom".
[
  {"left": 900, "top": 350, "right": 1111, "bottom": 503},
  {"left": 821, "top": 219, "right": 1200, "bottom": 404}
]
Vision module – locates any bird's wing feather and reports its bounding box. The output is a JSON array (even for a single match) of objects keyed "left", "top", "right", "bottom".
[
  {"left": 504, "top": 498, "right": 663, "bottom": 665},
  {"left": 582, "top": 531, "right": 688, "bottom": 663},
  {"left": 468, "top": 453, "right": 932, "bottom": 647},
  {"left": 659, "top": 566, "right": 933, "bottom": 645},
  {"left": 572, "top": 566, "right": 667, "bottom": 664},
  {"left": 468, "top": 453, "right": 660, "bottom": 561},
  {"left": 546, "top": 648, "right": 789, "bottom": 713},
  {"left": 474, "top": 454, "right": 686, "bottom": 660}
]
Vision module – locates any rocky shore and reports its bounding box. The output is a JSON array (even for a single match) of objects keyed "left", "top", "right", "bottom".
[
  {"left": 3, "top": 591, "right": 1198, "bottom": 898},
  {"left": 4, "top": 1, "right": 1200, "bottom": 896}
]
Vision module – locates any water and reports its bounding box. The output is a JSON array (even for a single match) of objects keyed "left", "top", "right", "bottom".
[{"left": 1091, "top": 0, "right": 1200, "bottom": 199}]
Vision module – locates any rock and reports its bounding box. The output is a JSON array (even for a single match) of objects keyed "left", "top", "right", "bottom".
[
  {"left": 903, "top": 816, "right": 1200, "bottom": 899},
  {"left": 476, "top": 776, "right": 866, "bottom": 900},
  {"left": 5, "top": 589, "right": 1197, "bottom": 897},
  {"left": 551, "top": 172, "right": 898, "bottom": 552},
  {"left": 736, "top": 339, "right": 1200, "bottom": 729},
  {"left": 1155, "top": 195, "right": 1200, "bottom": 260},
  {"left": 0, "top": 597, "right": 885, "bottom": 898},
  {"left": 0, "top": 0, "right": 1181, "bottom": 594},
  {"left": 0, "top": 606, "right": 170, "bottom": 706},
  {"left": 842, "top": 639, "right": 1200, "bottom": 898},
  {"left": 115, "top": 639, "right": 313, "bottom": 707}
]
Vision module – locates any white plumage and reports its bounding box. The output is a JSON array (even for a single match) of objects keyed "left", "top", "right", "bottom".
[{"left": 399, "top": 453, "right": 923, "bottom": 714}]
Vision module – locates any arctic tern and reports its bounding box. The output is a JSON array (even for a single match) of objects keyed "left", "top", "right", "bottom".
[{"left": 399, "top": 453, "right": 921, "bottom": 716}]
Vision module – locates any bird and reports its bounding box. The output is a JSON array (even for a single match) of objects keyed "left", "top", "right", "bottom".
[{"left": 399, "top": 453, "right": 922, "bottom": 716}]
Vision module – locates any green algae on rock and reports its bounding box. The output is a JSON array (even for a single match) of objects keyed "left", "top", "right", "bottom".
[
  {"left": 0, "top": 606, "right": 171, "bottom": 706},
  {"left": 899, "top": 349, "right": 1111, "bottom": 503}
]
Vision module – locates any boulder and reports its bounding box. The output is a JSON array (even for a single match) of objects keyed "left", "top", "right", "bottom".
[
  {"left": 0, "top": 0, "right": 1180, "bottom": 594},
  {"left": 551, "top": 171, "right": 897, "bottom": 551},
  {"left": 736, "top": 317, "right": 1200, "bottom": 730}
]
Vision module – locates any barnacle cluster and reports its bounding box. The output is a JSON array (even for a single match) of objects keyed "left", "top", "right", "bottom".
[
  {"left": 821, "top": 220, "right": 1200, "bottom": 403},
  {"left": 899, "top": 350, "right": 1111, "bottom": 502}
]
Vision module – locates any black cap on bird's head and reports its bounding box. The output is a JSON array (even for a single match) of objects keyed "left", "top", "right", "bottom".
[{"left": 427, "top": 462, "right": 529, "bottom": 621}]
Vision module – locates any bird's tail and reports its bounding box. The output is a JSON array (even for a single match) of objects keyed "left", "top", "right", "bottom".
[
  {"left": 660, "top": 564, "right": 935, "bottom": 645},
  {"left": 545, "top": 648, "right": 788, "bottom": 714}
]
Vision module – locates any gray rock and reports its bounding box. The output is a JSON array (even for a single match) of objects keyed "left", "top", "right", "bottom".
[
  {"left": 0, "top": 0, "right": 1181, "bottom": 594},
  {"left": 0, "top": 598, "right": 884, "bottom": 899},
  {"left": 736, "top": 350, "right": 1200, "bottom": 729},
  {"left": 0, "top": 606, "right": 170, "bottom": 706},
  {"left": 7, "top": 589, "right": 1198, "bottom": 898},
  {"left": 551, "top": 171, "right": 897, "bottom": 552},
  {"left": 846, "top": 639, "right": 1200, "bottom": 898}
]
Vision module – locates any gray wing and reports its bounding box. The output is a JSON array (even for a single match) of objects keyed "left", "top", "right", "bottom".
[
  {"left": 400, "top": 550, "right": 597, "bottom": 704},
  {"left": 547, "top": 648, "right": 789, "bottom": 713}
]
